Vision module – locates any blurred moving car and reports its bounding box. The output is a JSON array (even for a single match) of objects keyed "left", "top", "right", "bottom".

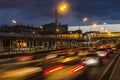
[
  {"left": 107, "top": 48, "right": 114, "bottom": 54},
  {"left": 15, "top": 55, "right": 34, "bottom": 61},
  {"left": 0, "top": 67, "right": 43, "bottom": 80},
  {"left": 45, "top": 52, "right": 67, "bottom": 60},
  {"left": 56, "top": 48, "right": 79, "bottom": 56},
  {"left": 111, "top": 47, "right": 117, "bottom": 51},
  {"left": 80, "top": 53, "right": 103, "bottom": 66},
  {"left": 96, "top": 48, "right": 110, "bottom": 58},
  {"left": 43, "top": 64, "right": 88, "bottom": 80},
  {"left": 45, "top": 48, "right": 79, "bottom": 61},
  {"left": 59, "top": 56, "right": 80, "bottom": 64},
  {"left": 66, "top": 49, "right": 78, "bottom": 56},
  {"left": 111, "top": 47, "right": 117, "bottom": 53}
]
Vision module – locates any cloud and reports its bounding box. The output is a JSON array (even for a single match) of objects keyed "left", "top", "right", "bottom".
[
  {"left": 70, "top": 0, "right": 120, "bottom": 20},
  {"left": 0, "top": 0, "right": 120, "bottom": 26}
]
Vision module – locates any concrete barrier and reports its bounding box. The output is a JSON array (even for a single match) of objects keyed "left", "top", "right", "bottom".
[{"left": 98, "top": 50, "right": 120, "bottom": 80}]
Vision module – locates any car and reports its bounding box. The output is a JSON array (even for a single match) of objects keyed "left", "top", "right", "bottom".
[
  {"left": 111, "top": 47, "right": 117, "bottom": 53},
  {"left": 45, "top": 52, "right": 67, "bottom": 60},
  {"left": 58, "top": 48, "right": 80, "bottom": 55},
  {"left": 43, "top": 63, "right": 88, "bottom": 80},
  {"left": 80, "top": 53, "right": 103, "bottom": 66},
  {"left": 96, "top": 48, "right": 110, "bottom": 58},
  {"left": 0, "top": 67, "right": 43, "bottom": 80},
  {"left": 15, "top": 55, "right": 34, "bottom": 61},
  {"left": 104, "top": 47, "right": 114, "bottom": 54},
  {"left": 56, "top": 49, "right": 78, "bottom": 56},
  {"left": 58, "top": 56, "right": 81, "bottom": 65}
]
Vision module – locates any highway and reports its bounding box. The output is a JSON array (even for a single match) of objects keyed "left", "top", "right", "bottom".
[{"left": 0, "top": 49, "right": 118, "bottom": 80}]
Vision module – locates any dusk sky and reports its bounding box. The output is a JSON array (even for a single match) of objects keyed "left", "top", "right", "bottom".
[{"left": 0, "top": 0, "right": 120, "bottom": 26}]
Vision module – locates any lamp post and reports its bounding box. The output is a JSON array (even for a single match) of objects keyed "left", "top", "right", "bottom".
[
  {"left": 78, "top": 18, "right": 87, "bottom": 47},
  {"left": 79, "top": 17, "right": 88, "bottom": 31},
  {"left": 55, "top": 9, "right": 59, "bottom": 33},
  {"left": 103, "top": 23, "right": 107, "bottom": 32},
  {"left": 55, "top": 1, "right": 69, "bottom": 33},
  {"left": 90, "top": 23, "right": 97, "bottom": 31},
  {"left": 89, "top": 23, "right": 97, "bottom": 47},
  {"left": 55, "top": 1, "right": 69, "bottom": 49},
  {"left": 79, "top": 17, "right": 88, "bottom": 39}
]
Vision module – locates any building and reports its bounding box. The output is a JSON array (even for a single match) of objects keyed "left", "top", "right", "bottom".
[
  {"left": 41, "top": 23, "right": 68, "bottom": 34},
  {"left": 0, "top": 25, "right": 40, "bottom": 34},
  {"left": 84, "top": 31, "right": 99, "bottom": 40},
  {"left": 96, "top": 32, "right": 120, "bottom": 38}
]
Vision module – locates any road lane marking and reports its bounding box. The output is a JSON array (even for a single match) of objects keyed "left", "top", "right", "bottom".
[{"left": 108, "top": 51, "right": 120, "bottom": 80}]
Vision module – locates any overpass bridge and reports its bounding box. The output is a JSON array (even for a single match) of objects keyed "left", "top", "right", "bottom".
[
  {"left": 0, "top": 31, "right": 120, "bottom": 55},
  {"left": 85, "top": 31, "right": 120, "bottom": 46},
  {"left": 0, "top": 32, "right": 86, "bottom": 54}
]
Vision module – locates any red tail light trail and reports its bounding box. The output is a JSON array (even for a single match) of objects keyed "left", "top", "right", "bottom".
[
  {"left": 66, "top": 65, "right": 84, "bottom": 74},
  {"left": 44, "top": 65, "right": 64, "bottom": 75},
  {"left": 104, "top": 51, "right": 108, "bottom": 55}
]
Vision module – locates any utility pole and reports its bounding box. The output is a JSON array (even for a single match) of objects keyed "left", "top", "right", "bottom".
[{"left": 55, "top": 9, "right": 59, "bottom": 33}]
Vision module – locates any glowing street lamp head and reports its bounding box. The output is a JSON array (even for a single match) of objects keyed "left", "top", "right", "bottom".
[
  {"left": 39, "top": 26, "right": 43, "bottom": 29},
  {"left": 92, "top": 23, "right": 97, "bottom": 27},
  {"left": 60, "top": 5, "right": 67, "bottom": 11},
  {"left": 60, "top": 7, "right": 64, "bottom": 11},
  {"left": 56, "top": 28, "right": 60, "bottom": 32},
  {"left": 103, "top": 23, "right": 107, "bottom": 25},
  {"left": 57, "top": 1, "right": 69, "bottom": 14},
  {"left": 12, "top": 20, "right": 17, "bottom": 24},
  {"left": 63, "top": 5, "right": 67, "bottom": 9},
  {"left": 83, "top": 18, "right": 88, "bottom": 22}
]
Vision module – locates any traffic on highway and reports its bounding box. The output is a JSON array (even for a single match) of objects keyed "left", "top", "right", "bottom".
[{"left": 0, "top": 44, "right": 119, "bottom": 80}]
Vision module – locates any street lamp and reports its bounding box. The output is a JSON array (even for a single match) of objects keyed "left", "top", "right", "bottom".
[
  {"left": 57, "top": 1, "right": 69, "bottom": 15},
  {"left": 90, "top": 23, "right": 97, "bottom": 31},
  {"left": 83, "top": 18, "right": 88, "bottom": 22},
  {"left": 12, "top": 20, "right": 17, "bottom": 24},
  {"left": 55, "top": 1, "right": 69, "bottom": 33},
  {"left": 103, "top": 23, "right": 107, "bottom": 32},
  {"left": 92, "top": 23, "right": 97, "bottom": 27},
  {"left": 78, "top": 17, "right": 88, "bottom": 47},
  {"left": 79, "top": 17, "right": 88, "bottom": 32},
  {"left": 56, "top": 28, "right": 60, "bottom": 32},
  {"left": 39, "top": 26, "right": 43, "bottom": 29},
  {"left": 89, "top": 23, "right": 97, "bottom": 47}
]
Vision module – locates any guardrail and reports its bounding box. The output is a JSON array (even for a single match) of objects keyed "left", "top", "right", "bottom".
[{"left": 98, "top": 50, "right": 120, "bottom": 80}]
